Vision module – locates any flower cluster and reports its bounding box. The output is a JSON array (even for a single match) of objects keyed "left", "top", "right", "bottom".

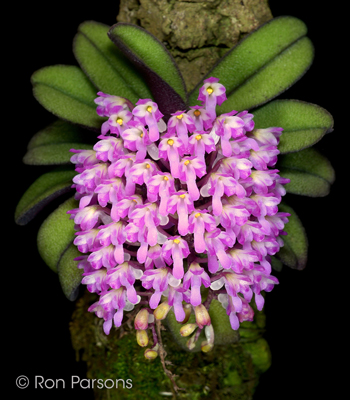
[{"left": 68, "top": 77, "right": 290, "bottom": 355}]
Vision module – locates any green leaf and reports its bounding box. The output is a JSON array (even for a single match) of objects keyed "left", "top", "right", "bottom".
[
  {"left": 189, "top": 16, "right": 313, "bottom": 112},
  {"left": 25, "top": 119, "right": 96, "bottom": 164},
  {"left": 23, "top": 143, "right": 93, "bottom": 165},
  {"left": 27, "top": 120, "right": 95, "bottom": 149},
  {"left": 15, "top": 167, "right": 76, "bottom": 225},
  {"left": 57, "top": 244, "right": 83, "bottom": 301},
  {"left": 278, "top": 147, "right": 335, "bottom": 197},
  {"left": 270, "top": 256, "right": 283, "bottom": 272},
  {"left": 276, "top": 202, "right": 308, "bottom": 270},
  {"left": 73, "top": 21, "right": 152, "bottom": 103},
  {"left": 209, "top": 299, "right": 240, "bottom": 345},
  {"left": 222, "top": 37, "right": 313, "bottom": 112},
  {"left": 253, "top": 100, "right": 334, "bottom": 153},
  {"left": 37, "top": 197, "right": 78, "bottom": 272},
  {"left": 31, "top": 65, "right": 106, "bottom": 130},
  {"left": 108, "top": 23, "right": 187, "bottom": 114}
]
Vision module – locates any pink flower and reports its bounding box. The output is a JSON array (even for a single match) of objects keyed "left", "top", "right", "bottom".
[
  {"left": 121, "top": 120, "right": 151, "bottom": 161},
  {"left": 188, "top": 132, "right": 216, "bottom": 161},
  {"left": 167, "top": 191, "right": 194, "bottom": 236},
  {"left": 94, "top": 92, "right": 132, "bottom": 117},
  {"left": 187, "top": 106, "right": 213, "bottom": 131},
  {"left": 101, "top": 105, "right": 133, "bottom": 136},
  {"left": 132, "top": 99, "right": 164, "bottom": 142},
  {"left": 198, "top": 77, "right": 227, "bottom": 119},
  {"left": 93, "top": 136, "right": 126, "bottom": 162},
  {"left": 204, "top": 228, "right": 234, "bottom": 272},
  {"left": 147, "top": 172, "right": 176, "bottom": 214},
  {"left": 158, "top": 134, "right": 185, "bottom": 178},
  {"left": 200, "top": 172, "right": 246, "bottom": 216},
  {"left": 183, "top": 262, "right": 211, "bottom": 306},
  {"left": 178, "top": 157, "right": 207, "bottom": 201},
  {"left": 162, "top": 237, "right": 191, "bottom": 279},
  {"left": 68, "top": 79, "right": 289, "bottom": 347},
  {"left": 188, "top": 210, "right": 217, "bottom": 253},
  {"left": 106, "top": 262, "right": 143, "bottom": 304},
  {"left": 140, "top": 267, "right": 177, "bottom": 309},
  {"left": 167, "top": 110, "right": 196, "bottom": 150}
]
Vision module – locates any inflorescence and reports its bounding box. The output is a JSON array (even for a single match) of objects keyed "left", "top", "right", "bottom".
[{"left": 68, "top": 77, "right": 290, "bottom": 357}]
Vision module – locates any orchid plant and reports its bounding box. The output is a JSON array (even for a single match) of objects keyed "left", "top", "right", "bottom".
[{"left": 15, "top": 13, "right": 334, "bottom": 394}]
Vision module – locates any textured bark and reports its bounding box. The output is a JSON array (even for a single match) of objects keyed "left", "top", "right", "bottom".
[{"left": 117, "top": 0, "right": 273, "bottom": 91}]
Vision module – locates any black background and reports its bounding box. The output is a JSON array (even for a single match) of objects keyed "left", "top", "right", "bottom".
[{"left": 6, "top": 1, "right": 345, "bottom": 399}]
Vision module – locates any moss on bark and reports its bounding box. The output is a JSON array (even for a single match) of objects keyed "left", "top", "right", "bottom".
[{"left": 70, "top": 290, "right": 271, "bottom": 399}]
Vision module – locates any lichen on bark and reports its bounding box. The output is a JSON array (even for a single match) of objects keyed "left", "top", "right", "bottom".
[{"left": 117, "top": 0, "right": 273, "bottom": 91}]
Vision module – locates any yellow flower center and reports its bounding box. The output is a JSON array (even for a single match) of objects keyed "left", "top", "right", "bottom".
[
  {"left": 179, "top": 194, "right": 186, "bottom": 198},
  {"left": 195, "top": 213, "right": 201, "bottom": 218},
  {"left": 147, "top": 106, "right": 153, "bottom": 113},
  {"left": 167, "top": 139, "right": 174, "bottom": 146},
  {"left": 184, "top": 160, "right": 190, "bottom": 165},
  {"left": 176, "top": 114, "right": 183, "bottom": 119},
  {"left": 163, "top": 176, "right": 169, "bottom": 181},
  {"left": 174, "top": 239, "right": 180, "bottom": 244},
  {"left": 116, "top": 117, "right": 123, "bottom": 125},
  {"left": 194, "top": 110, "right": 201, "bottom": 117},
  {"left": 195, "top": 134, "right": 202, "bottom": 141},
  {"left": 206, "top": 87, "right": 214, "bottom": 95},
  {"left": 146, "top": 164, "right": 150, "bottom": 169},
  {"left": 140, "top": 133, "right": 143, "bottom": 138}
]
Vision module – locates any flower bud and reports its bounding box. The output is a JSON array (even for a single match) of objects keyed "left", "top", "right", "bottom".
[
  {"left": 186, "top": 336, "right": 196, "bottom": 350},
  {"left": 194, "top": 304, "right": 211, "bottom": 329},
  {"left": 136, "top": 329, "right": 149, "bottom": 347},
  {"left": 204, "top": 324, "right": 215, "bottom": 345},
  {"left": 153, "top": 301, "right": 171, "bottom": 320},
  {"left": 144, "top": 348, "right": 158, "bottom": 360},
  {"left": 201, "top": 340, "right": 214, "bottom": 353},
  {"left": 144, "top": 344, "right": 159, "bottom": 360},
  {"left": 179, "top": 323, "right": 198, "bottom": 337},
  {"left": 134, "top": 308, "right": 149, "bottom": 330}
]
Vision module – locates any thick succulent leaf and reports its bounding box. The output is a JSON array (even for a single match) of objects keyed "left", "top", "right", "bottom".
[
  {"left": 37, "top": 197, "right": 78, "bottom": 272},
  {"left": 25, "top": 119, "right": 96, "bottom": 164},
  {"left": 221, "top": 37, "right": 313, "bottom": 112},
  {"left": 57, "top": 244, "right": 83, "bottom": 301},
  {"left": 189, "top": 16, "right": 313, "bottom": 112},
  {"left": 73, "top": 21, "right": 152, "bottom": 103},
  {"left": 278, "top": 147, "right": 335, "bottom": 197},
  {"left": 276, "top": 202, "right": 308, "bottom": 270},
  {"left": 253, "top": 100, "right": 334, "bottom": 153},
  {"left": 108, "top": 23, "right": 187, "bottom": 116},
  {"left": 23, "top": 143, "right": 93, "bottom": 165},
  {"left": 15, "top": 167, "right": 76, "bottom": 225},
  {"left": 27, "top": 120, "right": 95, "bottom": 149},
  {"left": 208, "top": 299, "right": 240, "bottom": 345},
  {"left": 270, "top": 256, "right": 283, "bottom": 272},
  {"left": 31, "top": 65, "right": 105, "bottom": 130}
]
